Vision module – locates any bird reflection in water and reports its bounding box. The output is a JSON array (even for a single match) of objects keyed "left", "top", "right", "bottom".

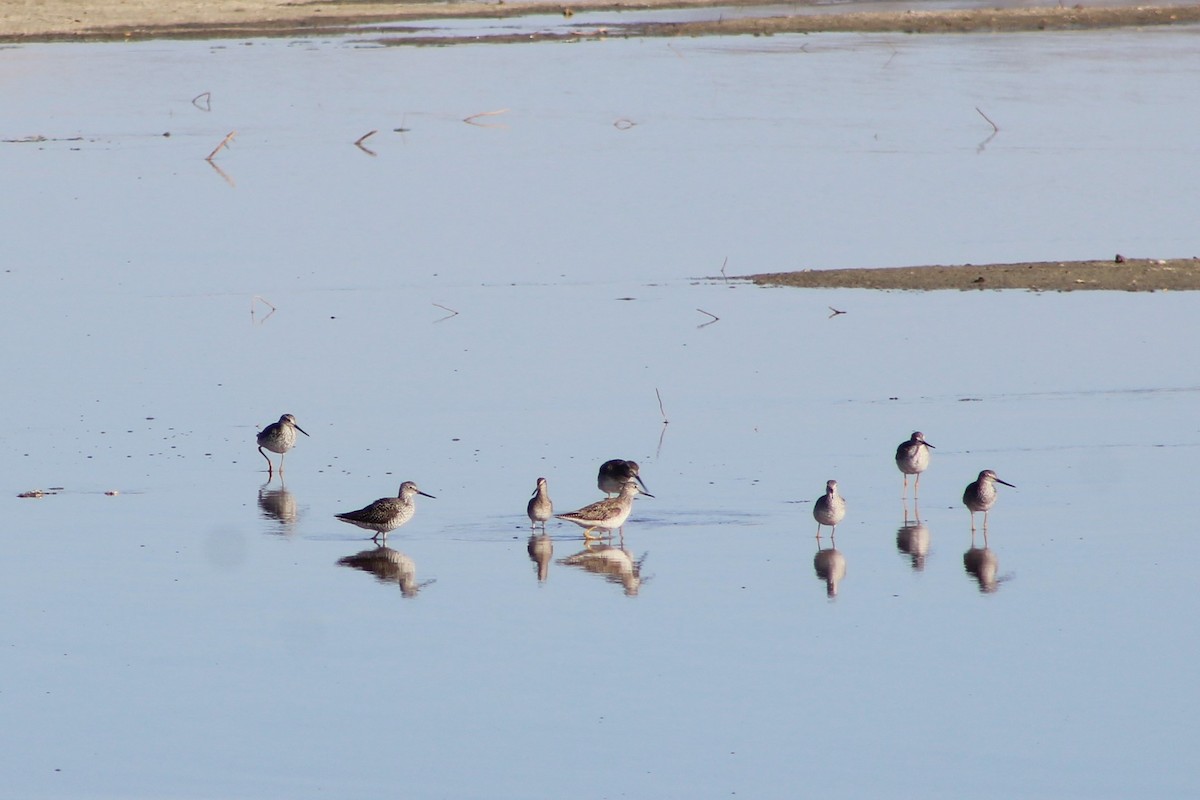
[
  {"left": 558, "top": 541, "right": 646, "bottom": 597},
  {"left": 337, "top": 546, "right": 434, "bottom": 598},
  {"left": 813, "top": 539, "right": 846, "bottom": 599},
  {"left": 257, "top": 482, "right": 298, "bottom": 532},
  {"left": 896, "top": 499, "right": 929, "bottom": 571},
  {"left": 963, "top": 531, "right": 1009, "bottom": 594},
  {"left": 527, "top": 533, "right": 553, "bottom": 583}
]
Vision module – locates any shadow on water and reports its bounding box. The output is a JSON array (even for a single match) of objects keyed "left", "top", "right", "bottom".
[
  {"left": 526, "top": 533, "right": 554, "bottom": 583},
  {"left": 963, "top": 530, "right": 1013, "bottom": 594},
  {"left": 558, "top": 537, "right": 648, "bottom": 597},
  {"left": 896, "top": 499, "right": 930, "bottom": 572},
  {"left": 257, "top": 482, "right": 298, "bottom": 532},
  {"left": 813, "top": 538, "right": 846, "bottom": 599},
  {"left": 337, "top": 545, "right": 434, "bottom": 598}
]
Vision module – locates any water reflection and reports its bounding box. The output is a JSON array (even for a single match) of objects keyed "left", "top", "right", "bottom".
[
  {"left": 257, "top": 482, "right": 298, "bottom": 532},
  {"left": 813, "top": 540, "right": 846, "bottom": 599},
  {"left": 526, "top": 533, "right": 553, "bottom": 583},
  {"left": 558, "top": 541, "right": 646, "bottom": 596},
  {"left": 896, "top": 501, "right": 929, "bottom": 572},
  {"left": 962, "top": 533, "right": 1006, "bottom": 594},
  {"left": 337, "top": 546, "right": 433, "bottom": 598}
]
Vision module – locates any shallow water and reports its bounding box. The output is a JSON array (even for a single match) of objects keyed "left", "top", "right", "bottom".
[{"left": 3, "top": 25, "right": 1200, "bottom": 800}]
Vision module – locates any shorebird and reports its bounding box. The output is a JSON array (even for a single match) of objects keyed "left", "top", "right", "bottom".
[
  {"left": 963, "top": 469, "right": 1015, "bottom": 531},
  {"left": 813, "top": 479, "right": 846, "bottom": 539},
  {"left": 556, "top": 480, "right": 652, "bottom": 539},
  {"left": 597, "top": 459, "right": 649, "bottom": 497},
  {"left": 895, "top": 431, "right": 934, "bottom": 498},
  {"left": 336, "top": 481, "right": 435, "bottom": 542},
  {"left": 256, "top": 414, "right": 309, "bottom": 478},
  {"left": 527, "top": 477, "right": 553, "bottom": 531}
]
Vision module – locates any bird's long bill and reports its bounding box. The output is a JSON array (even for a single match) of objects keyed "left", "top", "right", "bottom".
[
  {"left": 295, "top": 425, "right": 310, "bottom": 436},
  {"left": 634, "top": 475, "right": 651, "bottom": 495},
  {"left": 418, "top": 490, "right": 436, "bottom": 499},
  {"left": 996, "top": 477, "right": 1015, "bottom": 488},
  {"left": 925, "top": 441, "right": 936, "bottom": 448},
  {"left": 639, "top": 488, "right": 655, "bottom": 499}
]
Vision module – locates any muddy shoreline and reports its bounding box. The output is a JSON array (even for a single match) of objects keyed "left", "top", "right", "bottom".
[
  {"left": 744, "top": 258, "right": 1200, "bottom": 292},
  {"left": 3, "top": 1, "right": 1200, "bottom": 43}
]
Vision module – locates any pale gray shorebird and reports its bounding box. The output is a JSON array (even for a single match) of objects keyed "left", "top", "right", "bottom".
[
  {"left": 256, "top": 413, "right": 309, "bottom": 478},
  {"left": 336, "top": 481, "right": 435, "bottom": 542},
  {"left": 963, "top": 469, "right": 1015, "bottom": 531},
  {"left": 527, "top": 477, "right": 553, "bottom": 531},
  {"left": 597, "top": 459, "right": 649, "bottom": 497},
  {"left": 813, "top": 479, "right": 846, "bottom": 539},
  {"left": 895, "top": 431, "right": 934, "bottom": 498},
  {"left": 556, "top": 480, "right": 652, "bottom": 539}
]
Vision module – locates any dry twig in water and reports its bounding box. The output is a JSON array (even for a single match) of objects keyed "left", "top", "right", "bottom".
[
  {"left": 206, "top": 158, "right": 236, "bottom": 187},
  {"left": 697, "top": 308, "right": 720, "bottom": 328},
  {"left": 252, "top": 295, "right": 276, "bottom": 323},
  {"left": 463, "top": 109, "right": 510, "bottom": 128},
  {"left": 206, "top": 130, "right": 236, "bottom": 162},
  {"left": 975, "top": 107, "right": 999, "bottom": 133},
  {"left": 828, "top": 306, "right": 846, "bottom": 318},
  {"left": 656, "top": 388, "right": 669, "bottom": 424},
  {"left": 354, "top": 130, "right": 378, "bottom": 156},
  {"left": 433, "top": 303, "right": 459, "bottom": 323}
]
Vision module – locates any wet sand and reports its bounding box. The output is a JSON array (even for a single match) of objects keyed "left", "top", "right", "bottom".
[
  {"left": 4, "top": 0, "right": 1200, "bottom": 42},
  {"left": 745, "top": 258, "right": 1200, "bottom": 292}
]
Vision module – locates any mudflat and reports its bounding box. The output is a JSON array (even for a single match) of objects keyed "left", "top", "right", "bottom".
[
  {"left": 4, "top": 0, "right": 1200, "bottom": 42},
  {"left": 745, "top": 259, "right": 1200, "bottom": 292}
]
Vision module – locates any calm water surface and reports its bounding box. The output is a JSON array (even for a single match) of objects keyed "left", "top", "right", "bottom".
[{"left": 2, "top": 23, "right": 1199, "bottom": 800}]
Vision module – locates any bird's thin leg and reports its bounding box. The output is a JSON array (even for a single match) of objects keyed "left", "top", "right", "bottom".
[
  {"left": 901, "top": 474, "right": 909, "bottom": 499},
  {"left": 259, "top": 446, "right": 275, "bottom": 478}
]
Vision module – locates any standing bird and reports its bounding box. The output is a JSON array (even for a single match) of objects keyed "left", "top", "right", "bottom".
[
  {"left": 256, "top": 413, "right": 309, "bottom": 478},
  {"left": 527, "top": 477, "right": 553, "bottom": 531},
  {"left": 895, "top": 431, "right": 934, "bottom": 498},
  {"left": 963, "top": 469, "right": 1015, "bottom": 531},
  {"left": 813, "top": 479, "right": 846, "bottom": 539},
  {"left": 597, "top": 459, "right": 649, "bottom": 497},
  {"left": 556, "top": 480, "right": 652, "bottom": 539},
  {"left": 336, "top": 481, "right": 435, "bottom": 542}
]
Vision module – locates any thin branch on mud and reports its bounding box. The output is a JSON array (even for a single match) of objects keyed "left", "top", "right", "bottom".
[
  {"left": 433, "top": 303, "right": 459, "bottom": 323},
  {"left": 720, "top": 256, "right": 729, "bottom": 281},
  {"left": 206, "top": 130, "right": 236, "bottom": 162},
  {"left": 828, "top": 306, "right": 846, "bottom": 318},
  {"left": 697, "top": 308, "right": 720, "bottom": 329},
  {"left": 192, "top": 91, "right": 212, "bottom": 111},
  {"left": 2, "top": 134, "right": 84, "bottom": 143},
  {"left": 655, "top": 388, "right": 669, "bottom": 424}
]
